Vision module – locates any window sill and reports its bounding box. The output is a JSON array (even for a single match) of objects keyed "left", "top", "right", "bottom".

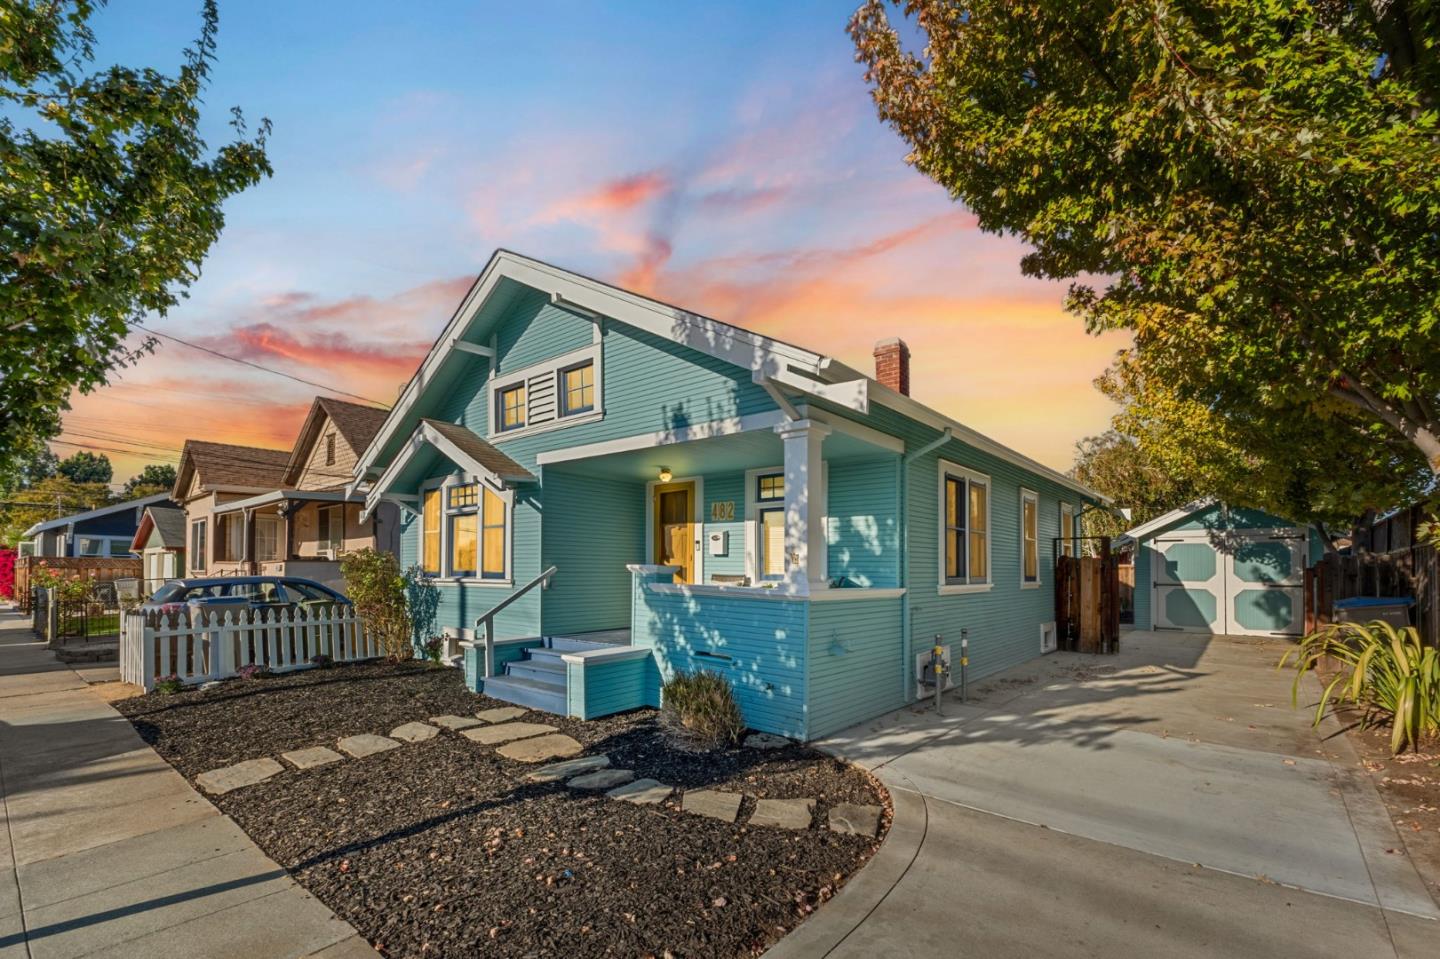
[
  {"left": 431, "top": 577, "right": 514, "bottom": 588},
  {"left": 489, "top": 409, "right": 605, "bottom": 443},
  {"left": 938, "top": 583, "right": 993, "bottom": 596},
  {"left": 1021, "top": 581, "right": 1042, "bottom": 590}
]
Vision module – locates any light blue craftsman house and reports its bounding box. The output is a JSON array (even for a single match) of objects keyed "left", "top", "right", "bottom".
[{"left": 353, "top": 251, "right": 1105, "bottom": 741}]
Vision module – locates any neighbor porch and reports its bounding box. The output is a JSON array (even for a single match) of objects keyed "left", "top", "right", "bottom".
[{"left": 210, "top": 489, "right": 365, "bottom": 590}]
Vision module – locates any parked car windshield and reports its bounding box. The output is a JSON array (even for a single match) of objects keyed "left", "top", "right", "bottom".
[{"left": 284, "top": 580, "right": 344, "bottom": 602}]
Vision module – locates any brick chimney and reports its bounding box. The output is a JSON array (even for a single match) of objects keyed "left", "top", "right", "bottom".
[{"left": 873, "top": 338, "right": 911, "bottom": 396}]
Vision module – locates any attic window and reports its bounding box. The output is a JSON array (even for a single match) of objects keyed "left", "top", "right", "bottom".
[{"left": 325, "top": 433, "right": 336, "bottom": 466}]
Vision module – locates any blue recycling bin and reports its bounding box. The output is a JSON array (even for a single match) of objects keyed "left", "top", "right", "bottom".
[{"left": 1333, "top": 596, "right": 1415, "bottom": 629}]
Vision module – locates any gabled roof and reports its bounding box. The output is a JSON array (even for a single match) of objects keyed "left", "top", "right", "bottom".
[
  {"left": 351, "top": 249, "right": 1105, "bottom": 503},
  {"left": 364, "top": 419, "right": 536, "bottom": 518},
  {"left": 129, "top": 505, "right": 187, "bottom": 551},
  {"left": 1115, "top": 498, "right": 1218, "bottom": 547},
  {"left": 22, "top": 493, "right": 173, "bottom": 539},
  {"left": 172, "top": 440, "right": 290, "bottom": 499},
  {"left": 282, "top": 396, "right": 391, "bottom": 487}
]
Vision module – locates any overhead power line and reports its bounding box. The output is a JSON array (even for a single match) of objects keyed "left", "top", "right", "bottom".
[{"left": 132, "top": 322, "right": 391, "bottom": 407}]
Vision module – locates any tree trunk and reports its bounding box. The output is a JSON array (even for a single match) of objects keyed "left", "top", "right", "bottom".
[{"left": 1329, "top": 380, "right": 1440, "bottom": 474}]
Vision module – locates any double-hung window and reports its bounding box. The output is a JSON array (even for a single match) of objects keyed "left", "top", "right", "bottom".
[
  {"left": 1059, "top": 503, "right": 1075, "bottom": 558},
  {"left": 425, "top": 480, "right": 509, "bottom": 581},
  {"left": 497, "top": 384, "right": 527, "bottom": 432},
  {"left": 559, "top": 361, "right": 594, "bottom": 417},
  {"left": 1021, "top": 489, "right": 1040, "bottom": 586},
  {"left": 755, "top": 472, "right": 785, "bottom": 580},
  {"left": 940, "top": 463, "right": 989, "bottom": 590},
  {"left": 255, "top": 515, "right": 282, "bottom": 562},
  {"left": 318, "top": 505, "right": 343, "bottom": 556}
]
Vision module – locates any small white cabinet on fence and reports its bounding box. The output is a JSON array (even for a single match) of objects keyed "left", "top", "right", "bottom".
[{"left": 121, "top": 606, "right": 375, "bottom": 691}]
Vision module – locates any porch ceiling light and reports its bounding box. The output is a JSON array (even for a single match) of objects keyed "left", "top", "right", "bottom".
[{"left": 658, "top": 466, "right": 672, "bottom": 483}]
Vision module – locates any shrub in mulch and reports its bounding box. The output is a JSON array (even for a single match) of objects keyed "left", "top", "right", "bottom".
[
  {"left": 661, "top": 669, "right": 745, "bottom": 748},
  {"left": 114, "top": 661, "right": 889, "bottom": 959}
]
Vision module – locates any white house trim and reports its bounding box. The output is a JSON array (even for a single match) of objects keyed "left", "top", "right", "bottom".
[
  {"left": 534, "top": 410, "right": 788, "bottom": 467},
  {"left": 417, "top": 474, "right": 516, "bottom": 587},
  {"left": 937, "top": 459, "right": 992, "bottom": 594},
  {"left": 1116, "top": 497, "right": 1219, "bottom": 546},
  {"left": 644, "top": 474, "right": 705, "bottom": 585},
  {"left": 364, "top": 420, "right": 533, "bottom": 519},
  {"left": 1020, "top": 487, "right": 1041, "bottom": 589}
]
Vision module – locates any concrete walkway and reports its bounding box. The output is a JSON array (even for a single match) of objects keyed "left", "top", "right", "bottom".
[
  {"left": 0, "top": 610, "right": 370, "bottom": 958},
  {"left": 773, "top": 630, "right": 1440, "bottom": 959}
]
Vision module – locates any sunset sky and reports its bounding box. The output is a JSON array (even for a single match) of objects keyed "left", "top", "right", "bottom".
[{"left": 65, "top": 0, "right": 1129, "bottom": 487}]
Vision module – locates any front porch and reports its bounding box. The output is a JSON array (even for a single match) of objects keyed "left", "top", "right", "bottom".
[
  {"left": 210, "top": 490, "right": 362, "bottom": 590},
  {"left": 464, "top": 411, "right": 912, "bottom": 739}
]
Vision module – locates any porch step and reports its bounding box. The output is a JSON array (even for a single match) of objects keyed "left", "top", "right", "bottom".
[
  {"left": 505, "top": 658, "right": 566, "bottom": 684},
  {"left": 480, "top": 674, "right": 567, "bottom": 715},
  {"left": 545, "top": 635, "right": 623, "bottom": 653}
]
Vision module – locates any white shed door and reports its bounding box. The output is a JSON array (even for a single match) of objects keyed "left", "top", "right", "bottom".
[{"left": 1149, "top": 529, "right": 1306, "bottom": 636}]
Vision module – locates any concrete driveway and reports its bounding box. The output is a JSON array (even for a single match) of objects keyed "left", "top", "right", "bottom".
[{"left": 772, "top": 630, "right": 1439, "bottom": 959}]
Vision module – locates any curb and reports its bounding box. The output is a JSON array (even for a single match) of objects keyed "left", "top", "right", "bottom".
[{"left": 762, "top": 783, "right": 927, "bottom": 958}]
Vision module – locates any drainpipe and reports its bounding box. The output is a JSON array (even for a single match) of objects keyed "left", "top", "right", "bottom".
[{"left": 899, "top": 427, "right": 952, "bottom": 703}]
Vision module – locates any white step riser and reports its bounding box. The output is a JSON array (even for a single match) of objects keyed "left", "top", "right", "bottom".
[
  {"left": 545, "top": 636, "right": 618, "bottom": 653},
  {"left": 482, "top": 676, "right": 566, "bottom": 714}
]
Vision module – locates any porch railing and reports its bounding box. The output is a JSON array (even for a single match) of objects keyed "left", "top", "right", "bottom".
[{"left": 475, "top": 565, "right": 557, "bottom": 679}]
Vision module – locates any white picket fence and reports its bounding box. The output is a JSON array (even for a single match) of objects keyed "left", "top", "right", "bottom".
[{"left": 121, "top": 605, "right": 377, "bottom": 691}]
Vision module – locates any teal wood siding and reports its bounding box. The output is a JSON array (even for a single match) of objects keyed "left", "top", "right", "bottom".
[
  {"left": 702, "top": 472, "right": 746, "bottom": 581},
  {"left": 565, "top": 654, "right": 659, "bottom": 719},
  {"left": 540, "top": 470, "right": 643, "bottom": 635},
  {"left": 631, "top": 571, "right": 808, "bottom": 739},
  {"left": 1132, "top": 546, "right": 1152, "bottom": 629},
  {"left": 806, "top": 598, "right": 905, "bottom": 739},
  {"left": 497, "top": 289, "right": 595, "bottom": 371},
  {"left": 826, "top": 457, "right": 900, "bottom": 588},
  {"left": 809, "top": 398, "right": 1095, "bottom": 689}
]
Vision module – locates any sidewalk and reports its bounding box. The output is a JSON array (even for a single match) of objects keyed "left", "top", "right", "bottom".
[{"left": 0, "top": 610, "right": 370, "bottom": 959}]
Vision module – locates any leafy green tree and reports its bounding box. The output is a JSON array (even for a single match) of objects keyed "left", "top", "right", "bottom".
[
  {"left": 1, "top": 0, "right": 271, "bottom": 489},
  {"left": 851, "top": 1, "right": 1440, "bottom": 522},
  {"left": 0, "top": 476, "right": 107, "bottom": 547},
  {"left": 121, "top": 463, "right": 176, "bottom": 499},
  {"left": 1069, "top": 430, "right": 1198, "bottom": 541},
  {"left": 55, "top": 450, "right": 110, "bottom": 485}
]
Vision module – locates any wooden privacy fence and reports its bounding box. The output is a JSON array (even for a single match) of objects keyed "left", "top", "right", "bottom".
[
  {"left": 1309, "top": 545, "right": 1438, "bottom": 647},
  {"left": 1055, "top": 546, "right": 1120, "bottom": 654},
  {"left": 121, "top": 605, "right": 376, "bottom": 691}
]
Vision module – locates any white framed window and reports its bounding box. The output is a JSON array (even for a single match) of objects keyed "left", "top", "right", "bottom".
[
  {"left": 754, "top": 470, "right": 785, "bottom": 581},
  {"left": 318, "top": 504, "right": 344, "bottom": 555},
  {"left": 190, "top": 520, "right": 207, "bottom": 571},
  {"left": 1059, "top": 503, "right": 1075, "bottom": 558},
  {"left": 1021, "top": 488, "right": 1040, "bottom": 587},
  {"left": 938, "top": 460, "right": 991, "bottom": 594},
  {"left": 216, "top": 512, "right": 244, "bottom": 563},
  {"left": 558, "top": 360, "right": 595, "bottom": 417},
  {"left": 419, "top": 475, "right": 512, "bottom": 583},
  {"left": 255, "top": 514, "right": 282, "bottom": 562}
]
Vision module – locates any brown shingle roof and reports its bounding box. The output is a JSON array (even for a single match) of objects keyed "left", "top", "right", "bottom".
[
  {"left": 282, "top": 396, "right": 392, "bottom": 486},
  {"left": 173, "top": 440, "right": 291, "bottom": 498},
  {"left": 421, "top": 419, "right": 536, "bottom": 483}
]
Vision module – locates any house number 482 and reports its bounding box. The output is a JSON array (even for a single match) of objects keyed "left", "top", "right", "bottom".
[{"left": 710, "top": 501, "right": 735, "bottom": 521}]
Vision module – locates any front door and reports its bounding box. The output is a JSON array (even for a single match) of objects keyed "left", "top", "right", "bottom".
[{"left": 653, "top": 482, "right": 696, "bottom": 583}]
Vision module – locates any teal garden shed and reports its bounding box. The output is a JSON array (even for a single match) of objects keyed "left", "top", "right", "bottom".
[{"left": 1119, "top": 500, "right": 1324, "bottom": 637}]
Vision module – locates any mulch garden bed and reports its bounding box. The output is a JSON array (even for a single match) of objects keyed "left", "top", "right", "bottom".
[{"left": 115, "top": 661, "right": 888, "bottom": 958}]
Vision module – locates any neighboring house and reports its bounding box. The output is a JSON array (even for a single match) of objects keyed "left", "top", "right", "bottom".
[
  {"left": 174, "top": 398, "right": 399, "bottom": 589},
  {"left": 352, "top": 250, "right": 1104, "bottom": 740},
  {"left": 1117, "top": 499, "right": 1326, "bottom": 637},
  {"left": 19, "top": 493, "right": 174, "bottom": 559},
  {"left": 129, "top": 505, "right": 187, "bottom": 594}
]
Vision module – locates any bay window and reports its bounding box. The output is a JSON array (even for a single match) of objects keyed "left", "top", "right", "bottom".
[{"left": 421, "top": 478, "right": 510, "bottom": 581}]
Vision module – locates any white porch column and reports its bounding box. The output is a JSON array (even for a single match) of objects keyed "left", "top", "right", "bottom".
[{"left": 775, "top": 419, "right": 830, "bottom": 593}]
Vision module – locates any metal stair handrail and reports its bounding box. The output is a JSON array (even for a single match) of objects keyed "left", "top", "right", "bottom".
[{"left": 474, "top": 565, "right": 557, "bottom": 679}]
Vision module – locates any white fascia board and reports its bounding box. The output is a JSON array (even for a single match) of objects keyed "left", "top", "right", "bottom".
[
  {"left": 796, "top": 405, "right": 904, "bottom": 454},
  {"left": 759, "top": 368, "right": 868, "bottom": 414},
  {"left": 363, "top": 420, "right": 528, "bottom": 518},
  {"left": 534, "top": 410, "right": 788, "bottom": 467},
  {"left": 352, "top": 250, "right": 837, "bottom": 483},
  {"left": 1120, "top": 498, "right": 1219, "bottom": 541},
  {"left": 866, "top": 381, "right": 1110, "bottom": 504}
]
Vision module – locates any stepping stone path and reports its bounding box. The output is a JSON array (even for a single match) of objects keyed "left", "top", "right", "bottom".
[
  {"left": 281, "top": 746, "right": 343, "bottom": 770},
  {"left": 828, "top": 803, "right": 883, "bottom": 838},
  {"left": 390, "top": 722, "right": 439, "bottom": 743},
  {"left": 461, "top": 722, "right": 557, "bottom": 745},
  {"left": 607, "top": 778, "right": 673, "bottom": 804},
  {"left": 527, "top": 755, "right": 611, "bottom": 783},
  {"left": 337, "top": 734, "right": 401, "bottom": 758},
  {"left": 475, "top": 706, "right": 527, "bottom": 723},
  {"left": 430, "top": 714, "right": 482, "bottom": 731},
  {"left": 496, "top": 733, "right": 583, "bottom": 763},
  {"left": 197, "top": 758, "right": 284, "bottom": 795},
  {"left": 743, "top": 733, "right": 791, "bottom": 750},
  {"left": 567, "top": 768, "right": 634, "bottom": 791},
  {"left": 750, "top": 797, "right": 815, "bottom": 830},
  {"left": 682, "top": 789, "right": 744, "bottom": 822}
]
